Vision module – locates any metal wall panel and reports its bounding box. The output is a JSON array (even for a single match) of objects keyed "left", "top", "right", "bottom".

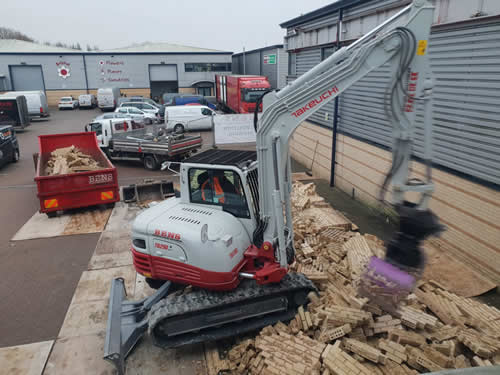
[
  {"left": 337, "top": 21, "right": 500, "bottom": 185},
  {"left": 0, "top": 55, "right": 86, "bottom": 90},
  {"left": 232, "top": 55, "right": 241, "bottom": 74},
  {"left": 232, "top": 47, "right": 288, "bottom": 89},
  {"left": 285, "top": 0, "right": 500, "bottom": 51},
  {"left": 83, "top": 54, "right": 230, "bottom": 89},
  {"left": 0, "top": 53, "right": 231, "bottom": 91},
  {"left": 277, "top": 48, "right": 289, "bottom": 89},
  {"left": 295, "top": 49, "right": 321, "bottom": 75},
  {"left": 261, "top": 48, "right": 278, "bottom": 88}
]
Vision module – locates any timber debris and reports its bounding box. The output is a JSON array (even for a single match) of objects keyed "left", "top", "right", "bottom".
[
  {"left": 207, "top": 182, "right": 500, "bottom": 375},
  {"left": 45, "top": 145, "right": 103, "bottom": 175}
]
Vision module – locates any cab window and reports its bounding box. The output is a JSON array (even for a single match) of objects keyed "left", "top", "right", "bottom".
[
  {"left": 89, "top": 123, "right": 102, "bottom": 136},
  {"left": 188, "top": 168, "right": 250, "bottom": 219}
]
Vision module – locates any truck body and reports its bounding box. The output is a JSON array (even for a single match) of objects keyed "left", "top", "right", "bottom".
[
  {"left": 35, "top": 132, "right": 120, "bottom": 216},
  {"left": 0, "top": 125, "right": 20, "bottom": 168},
  {"left": 0, "top": 96, "right": 30, "bottom": 129},
  {"left": 86, "top": 118, "right": 202, "bottom": 170},
  {"left": 1, "top": 91, "right": 49, "bottom": 118},
  {"left": 97, "top": 87, "right": 121, "bottom": 110},
  {"left": 215, "top": 74, "right": 270, "bottom": 113}
]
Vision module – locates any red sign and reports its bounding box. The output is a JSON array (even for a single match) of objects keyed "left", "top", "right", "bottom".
[
  {"left": 154, "top": 229, "right": 181, "bottom": 241},
  {"left": 291, "top": 86, "right": 339, "bottom": 118},
  {"left": 404, "top": 72, "right": 419, "bottom": 113}
]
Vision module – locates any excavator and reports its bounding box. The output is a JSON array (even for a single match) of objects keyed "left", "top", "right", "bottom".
[{"left": 104, "top": 1, "right": 443, "bottom": 373}]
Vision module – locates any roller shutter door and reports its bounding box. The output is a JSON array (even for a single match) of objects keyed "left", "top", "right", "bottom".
[
  {"left": 10, "top": 65, "right": 44, "bottom": 91},
  {"left": 149, "top": 65, "right": 177, "bottom": 81}
]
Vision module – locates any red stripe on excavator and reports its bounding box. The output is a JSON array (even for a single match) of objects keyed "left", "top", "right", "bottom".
[{"left": 131, "top": 247, "right": 246, "bottom": 291}]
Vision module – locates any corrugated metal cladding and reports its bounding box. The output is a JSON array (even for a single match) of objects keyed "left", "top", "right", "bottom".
[
  {"left": 289, "top": 19, "right": 500, "bottom": 185},
  {"left": 232, "top": 47, "right": 288, "bottom": 89}
]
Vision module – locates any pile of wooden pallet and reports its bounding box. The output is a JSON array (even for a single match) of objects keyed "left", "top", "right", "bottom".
[
  {"left": 45, "top": 145, "right": 103, "bottom": 175},
  {"left": 216, "top": 182, "right": 500, "bottom": 375}
]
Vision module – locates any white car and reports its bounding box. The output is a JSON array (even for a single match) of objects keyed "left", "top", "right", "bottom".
[
  {"left": 165, "top": 105, "right": 216, "bottom": 133},
  {"left": 115, "top": 106, "right": 157, "bottom": 125},
  {"left": 58, "top": 96, "right": 79, "bottom": 110}
]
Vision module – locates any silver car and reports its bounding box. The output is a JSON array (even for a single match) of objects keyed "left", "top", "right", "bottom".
[
  {"left": 115, "top": 106, "right": 157, "bottom": 125},
  {"left": 94, "top": 112, "right": 146, "bottom": 126}
]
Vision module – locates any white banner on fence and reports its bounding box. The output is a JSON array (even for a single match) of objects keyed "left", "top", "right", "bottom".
[{"left": 214, "top": 113, "right": 258, "bottom": 144}]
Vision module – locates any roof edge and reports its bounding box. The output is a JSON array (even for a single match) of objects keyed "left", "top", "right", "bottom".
[
  {"left": 232, "top": 44, "right": 284, "bottom": 57},
  {"left": 280, "top": 0, "right": 371, "bottom": 29}
]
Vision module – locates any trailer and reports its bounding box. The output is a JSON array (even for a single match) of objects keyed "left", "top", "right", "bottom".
[
  {"left": 35, "top": 132, "right": 120, "bottom": 217},
  {"left": 88, "top": 119, "right": 203, "bottom": 170},
  {"left": 0, "top": 96, "right": 30, "bottom": 129},
  {"left": 215, "top": 74, "right": 270, "bottom": 114}
]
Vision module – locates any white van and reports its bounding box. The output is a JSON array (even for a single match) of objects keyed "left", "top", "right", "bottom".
[
  {"left": 165, "top": 105, "right": 216, "bottom": 133},
  {"left": 78, "top": 94, "right": 97, "bottom": 109},
  {"left": 2, "top": 91, "right": 49, "bottom": 118},
  {"left": 97, "top": 87, "right": 121, "bottom": 111}
]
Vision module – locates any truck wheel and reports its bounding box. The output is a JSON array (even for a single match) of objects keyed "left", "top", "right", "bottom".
[
  {"left": 143, "top": 155, "right": 158, "bottom": 170},
  {"left": 174, "top": 124, "right": 184, "bottom": 133},
  {"left": 12, "top": 149, "right": 19, "bottom": 163}
]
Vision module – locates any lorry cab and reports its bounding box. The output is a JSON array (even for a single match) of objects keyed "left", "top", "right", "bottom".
[
  {"left": 239, "top": 78, "right": 270, "bottom": 113},
  {"left": 86, "top": 118, "right": 134, "bottom": 148}
]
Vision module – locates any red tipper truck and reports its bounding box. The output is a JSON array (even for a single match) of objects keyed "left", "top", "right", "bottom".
[
  {"left": 215, "top": 74, "right": 271, "bottom": 114},
  {"left": 35, "top": 132, "right": 120, "bottom": 217}
]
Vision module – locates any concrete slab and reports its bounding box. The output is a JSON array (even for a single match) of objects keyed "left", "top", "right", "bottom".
[
  {"left": 134, "top": 273, "right": 156, "bottom": 300},
  {"left": 45, "top": 332, "right": 206, "bottom": 375},
  {"left": 93, "top": 202, "right": 141, "bottom": 256},
  {"left": 58, "top": 300, "right": 108, "bottom": 339},
  {"left": 72, "top": 266, "right": 136, "bottom": 303},
  {"left": 126, "top": 336, "right": 207, "bottom": 375},
  {"left": 88, "top": 250, "right": 133, "bottom": 270},
  {"left": 12, "top": 208, "right": 111, "bottom": 241},
  {"left": 0, "top": 340, "right": 54, "bottom": 375},
  {"left": 43, "top": 333, "right": 115, "bottom": 375}
]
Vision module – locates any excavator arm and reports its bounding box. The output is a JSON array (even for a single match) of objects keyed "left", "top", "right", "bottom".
[{"left": 255, "top": 0, "right": 437, "bottom": 268}]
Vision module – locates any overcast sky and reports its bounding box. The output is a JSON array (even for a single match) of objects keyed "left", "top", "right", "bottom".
[{"left": 3, "top": 0, "right": 334, "bottom": 52}]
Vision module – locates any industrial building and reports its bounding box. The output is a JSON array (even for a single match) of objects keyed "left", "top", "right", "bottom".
[
  {"left": 0, "top": 40, "right": 232, "bottom": 105},
  {"left": 232, "top": 45, "right": 288, "bottom": 89},
  {"left": 282, "top": 0, "right": 500, "bottom": 284}
]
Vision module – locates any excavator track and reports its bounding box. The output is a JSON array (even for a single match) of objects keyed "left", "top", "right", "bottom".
[{"left": 148, "top": 272, "right": 316, "bottom": 348}]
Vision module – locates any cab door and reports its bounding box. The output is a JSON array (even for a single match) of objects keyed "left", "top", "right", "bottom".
[{"left": 88, "top": 122, "right": 106, "bottom": 147}]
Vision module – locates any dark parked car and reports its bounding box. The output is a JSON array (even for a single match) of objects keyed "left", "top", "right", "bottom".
[
  {"left": 162, "top": 93, "right": 216, "bottom": 110},
  {"left": 0, "top": 125, "right": 20, "bottom": 168}
]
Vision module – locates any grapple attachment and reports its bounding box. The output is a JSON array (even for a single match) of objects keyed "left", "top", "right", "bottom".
[{"left": 359, "top": 204, "right": 444, "bottom": 312}]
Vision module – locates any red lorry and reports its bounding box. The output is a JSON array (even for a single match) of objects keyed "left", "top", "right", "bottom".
[
  {"left": 35, "top": 132, "right": 120, "bottom": 217},
  {"left": 215, "top": 74, "right": 271, "bottom": 114}
]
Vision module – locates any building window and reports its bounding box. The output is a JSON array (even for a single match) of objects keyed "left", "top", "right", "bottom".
[
  {"left": 321, "top": 46, "right": 335, "bottom": 61},
  {"left": 185, "top": 63, "right": 232, "bottom": 72}
]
